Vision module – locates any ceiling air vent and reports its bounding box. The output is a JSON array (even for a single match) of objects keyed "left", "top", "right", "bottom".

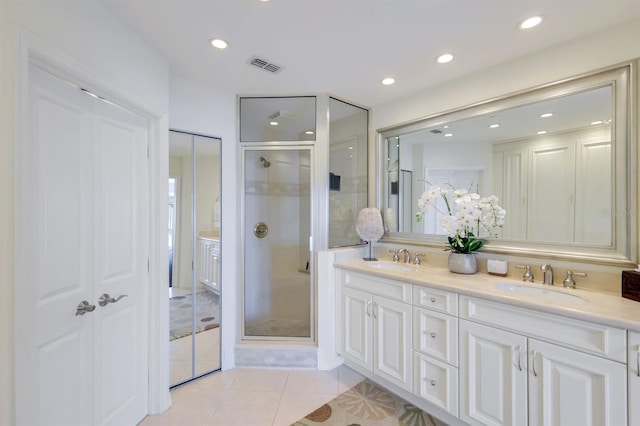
[
  {"left": 430, "top": 129, "right": 443, "bottom": 134},
  {"left": 249, "top": 56, "right": 282, "bottom": 74}
]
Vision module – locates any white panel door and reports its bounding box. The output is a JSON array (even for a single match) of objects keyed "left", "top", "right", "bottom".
[
  {"left": 528, "top": 142, "right": 575, "bottom": 242},
  {"left": 574, "top": 140, "right": 612, "bottom": 245},
  {"left": 373, "top": 296, "right": 412, "bottom": 391},
  {"left": 16, "top": 65, "right": 148, "bottom": 426},
  {"left": 529, "top": 339, "right": 626, "bottom": 426},
  {"left": 341, "top": 287, "right": 372, "bottom": 370},
  {"left": 629, "top": 331, "right": 640, "bottom": 426},
  {"left": 459, "top": 320, "right": 528, "bottom": 426}
]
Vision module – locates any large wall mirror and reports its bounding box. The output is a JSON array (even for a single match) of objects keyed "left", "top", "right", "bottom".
[
  {"left": 379, "top": 64, "right": 636, "bottom": 266},
  {"left": 169, "top": 130, "right": 221, "bottom": 386}
]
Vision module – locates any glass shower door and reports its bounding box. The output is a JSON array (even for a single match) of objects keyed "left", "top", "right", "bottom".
[{"left": 243, "top": 148, "right": 312, "bottom": 340}]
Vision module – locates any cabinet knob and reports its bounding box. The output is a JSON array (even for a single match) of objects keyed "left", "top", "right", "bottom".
[
  {"left": 430, "top": 297, "right": 437, "bottom": 303},
  {"left": 430, "top": 380, "right": 437, "bottom": 386},
  {"left": 430, "top": 332, "right": 437, "bottom": 338}
]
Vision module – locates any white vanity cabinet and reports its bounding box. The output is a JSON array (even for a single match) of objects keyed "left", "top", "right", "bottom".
[
  {"left": 459, "top": 319, "right": 527, "bottom": 426},
  {"left": 460, "top": 296, "right": 627, "bottom": 426},
  {"left": 413, "top": 286, "right": 459, "bottom": 416},
  {"left": 339, "top": 271, "right": 412, "bottom": 391},
  {"left": 528, "top": 338, "right": 626, "bottom": 426},
  {"left": 197, "top": 237, "right": 220, "bottom": 293},
  {"left": 629, "top": 331, "right": 640, "bottom": 425}
]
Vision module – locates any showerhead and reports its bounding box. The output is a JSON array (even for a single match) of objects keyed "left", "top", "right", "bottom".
[{"left": 259, "top": 156, "right": 271, "bottom": 168}]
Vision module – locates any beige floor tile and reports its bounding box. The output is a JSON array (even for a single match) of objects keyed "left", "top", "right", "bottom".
[
  {"left": 210, "top": 390, "right": 282, "bottom": 426},
  {"left": 284, "top": 369, "right": 340, "bottom": 394},
  {"left": 272, "top": 391, "right": 338, "bottom": 426},
  {"left": 337, "top": 364, "right": 365, "bottom": 393},
  {"left": 194, "top": 368, "right": 239, "bottom": 392},
  {"left": 231, "top": 368, "right": 290, "bottom": 392}
]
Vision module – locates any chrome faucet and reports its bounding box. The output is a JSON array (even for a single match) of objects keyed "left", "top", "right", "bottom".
[
  {"left": 540, "top": 263, "right": 554, "bottom": 285},
  {"left": 396, "top": 248, "right": 411, "bottom": 263}
]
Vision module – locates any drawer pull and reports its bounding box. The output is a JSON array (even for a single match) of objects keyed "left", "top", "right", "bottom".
[
  {"left": 430, "top": 297, "right": 437, "bottom": 303},
  {"left": 532, "top": 350, "right": 539, "bottom": 377},
  {"left": 372, "top": 302, "right": 378, "bottom": 319},
  {"left": 366, "top": 300, "right": 371, "bottom": 317},
  {"left": 430, "top": 380, "right": 437, "bottom": 386},
  {"left": 636, "top": 345, "right": 640, "bottom": 377},
  {"left": 430, "top": 332, "right": 437, "bottom": 338}
]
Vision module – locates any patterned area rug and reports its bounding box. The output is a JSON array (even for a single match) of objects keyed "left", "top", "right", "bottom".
[
  {"left": 169, "top": 290, "right": 219, "bottom": 341},
  {"left": 292, "top": 379, "right": 448, "bottom": 426}
]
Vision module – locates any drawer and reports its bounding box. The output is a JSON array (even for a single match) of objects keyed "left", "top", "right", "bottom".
[
  {"left": 460, "top": 296, "right": 627, "bottom": 363},
  {"left": 413, "top": 285, "right": 458, "bottom": 315},
  {"left": 413, "top": 351, "right": 458, "bottom": 417},
  {"left": 342, "top": 270, "right": 412, "bottom": 303},
  {"left": 413, "top": 307, "right": 458, "bottom": 366}
]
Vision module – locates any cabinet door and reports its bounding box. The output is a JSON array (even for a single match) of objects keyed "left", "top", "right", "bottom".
[
  {"left": 373, "top": 296, "right": 412, "bottom": 391},
  {"left": 342, "top": 287, "right": 372, "bottom": 370},
  {"left": 460, "top": 320, "right": 527, "bottom": 426},
  {"left": 630, "top": 331, "right": 640, "bottom": 426},
  {"left": 529, "top": 339, "right": 626, "bottom": 426}
]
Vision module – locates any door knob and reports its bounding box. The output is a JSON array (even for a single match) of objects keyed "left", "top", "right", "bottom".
[
  {"left": 75, "top": 300, "right": 96, "bottom": 316},
  {"left": 98, "top": 293, "right": 128, "bottom": 307}
]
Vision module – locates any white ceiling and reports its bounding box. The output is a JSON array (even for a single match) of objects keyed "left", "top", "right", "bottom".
[{"left": 102, "top": 0, "right": 640, "bottom": 108}]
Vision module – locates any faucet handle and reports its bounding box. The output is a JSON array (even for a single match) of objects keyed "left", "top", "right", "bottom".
[
  {"left": 515, "top": 264, "right": 534, "bottom": 282},
  {"left": 388, "top": 249, "right": 400, "bottom": 262},
  {"left": 413, "top": 253, "right": 425, "bottom": 265},
  {"left": 563, "top": 270, "right": 587, "bottom": 288}
]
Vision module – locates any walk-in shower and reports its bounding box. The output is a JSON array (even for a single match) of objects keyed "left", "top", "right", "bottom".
[{"left": 242, "top": 148, "right": 312, "bottom": 340}]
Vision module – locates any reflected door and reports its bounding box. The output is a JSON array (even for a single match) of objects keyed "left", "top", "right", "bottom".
[{"left": 243, "top": 148, "right": 312, "bottom": 339}]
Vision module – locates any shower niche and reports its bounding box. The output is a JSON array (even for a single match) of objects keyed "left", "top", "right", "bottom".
[{"left": 239, "top": 95, "right": 368, "bottom": 348}]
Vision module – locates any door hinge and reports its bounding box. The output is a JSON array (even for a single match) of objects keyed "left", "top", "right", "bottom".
[
  {"left": 147, "top": 144, "right": 150, "bottom": 159},
  {"left": 147, "top": 259, "right": 150, "bottom": 272}
]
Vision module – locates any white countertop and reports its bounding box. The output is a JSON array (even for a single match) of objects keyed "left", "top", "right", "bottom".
[{"left": 335, "top": 259, "right": 640, "bottom": 332}]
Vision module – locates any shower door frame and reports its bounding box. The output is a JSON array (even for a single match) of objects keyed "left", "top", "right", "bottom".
[{"left": 239, "top": 144, "right": 316, "bottom": 343}]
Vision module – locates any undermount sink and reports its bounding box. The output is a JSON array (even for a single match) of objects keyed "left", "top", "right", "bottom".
[
  {"left": 495, "top": 282, "right": 589, "bottom": 304},
  {"left": 365, "top": 261, "right": 416, "bottom": 272}
]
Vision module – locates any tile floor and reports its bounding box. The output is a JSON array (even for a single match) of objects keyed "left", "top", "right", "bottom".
[{"left": 139, "top": 365, "right": 365, "bottom": 426}]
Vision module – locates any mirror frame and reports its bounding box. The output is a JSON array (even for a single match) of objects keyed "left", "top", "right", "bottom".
[{"left": 376, "top": 62, "right": 637, "bottom": 267}]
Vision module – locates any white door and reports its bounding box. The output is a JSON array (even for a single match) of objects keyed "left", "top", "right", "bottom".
[
  {"left": 459, "top": 320, "right": 528, "bottom": 426},
  {"left": 15, "top": 65, "right": 149, "bottom": 426},
  {"left": 629, "top": 331, "right": 640, "bottom": 426},
  {"left": 373, "top": 296, "right": 412, "bottom": 391},
  {"left": 341, "top": 287, "right": 372, "bottom": 370},
  {"left": 529, "top": 339, "right": 626, "bottom": 426}
]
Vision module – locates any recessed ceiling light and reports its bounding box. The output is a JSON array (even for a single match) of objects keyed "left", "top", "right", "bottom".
[
  {"left": 443, "top": 125, "right": 450, "bottom": 129},
  {"left": 210, "top": 38, "right": 228, "bottom": 49},
  {"left": 519, "top": 15, "right": 543, "bottom": 30},
  {"left": 540, "top": 112, "right": 553, "bottom": 118},
  {"left": 591, "top": 120, "right": 604, "bottom": 125},
  {"left": 537, "top": 130, "right": 547, "bottom": 135},
  {"left": 305, "top": 130, "right": 314, "bottom": 135},
  {"left": 489, "top": 124, "right": 500, "bottom": 128},
  {"left": 381, "top": 77, "right": 395, "bottom": 85},
  {"left": 437, "top": 53, "right": 454, "bottom": 64},
  {"left": 444, "top": 133, "right": 453, "bottom": 137},
  {"left": 269, "top": 121, "right": 278, "bottom": 126}
]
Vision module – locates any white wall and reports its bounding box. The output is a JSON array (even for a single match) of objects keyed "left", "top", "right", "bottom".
[
  {"left": 168, "top": 75, "right": 237, "bottom": 369},
  {"left": 0, "top": 0, "right": 169, "bottom": 423}
]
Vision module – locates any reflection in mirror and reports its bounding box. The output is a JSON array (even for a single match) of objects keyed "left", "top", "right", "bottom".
[
  {"left": 380, "top": 65, "right": 634, "bottom": 265},
  {"left": 169, "top": 130, "right": 221, "bottom": 386},
  {"left": 329, "top": 97, "right": 369, "bottom": 247}
]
